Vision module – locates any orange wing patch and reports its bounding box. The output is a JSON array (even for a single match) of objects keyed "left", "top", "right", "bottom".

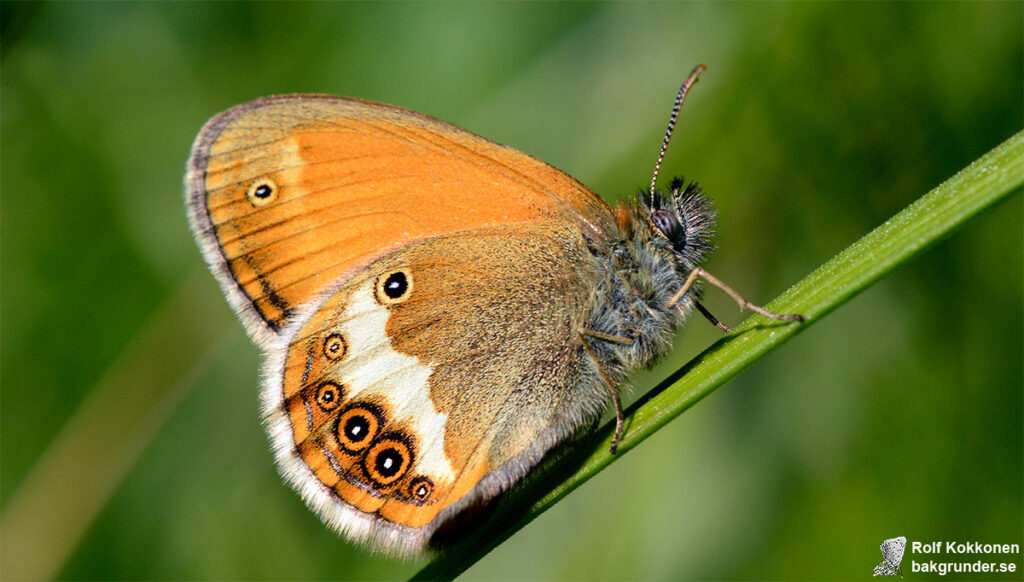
[{"left": 187, "top": 96, "right": 614, "bottom": 345}]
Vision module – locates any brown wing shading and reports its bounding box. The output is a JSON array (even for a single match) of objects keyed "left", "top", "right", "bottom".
[
  {"left": 186, "top": 96, "right": 614, "bottom": 347},
  {"left": 261, "top": 221, "right": 611, "bottom": 555}
]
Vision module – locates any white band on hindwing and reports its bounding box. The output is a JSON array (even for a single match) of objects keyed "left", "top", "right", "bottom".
[{"left": 336, "top": 280, "right": 456, "bottom": 484}]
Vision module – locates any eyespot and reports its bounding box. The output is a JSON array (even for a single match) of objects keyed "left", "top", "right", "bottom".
[
  {"left": 408, "top": 476, "right": 434, "bottom": 502},
  {"left": 651, "top": 208, "right": 684, "bottom": 243},
  {"left": 314, "top": 382, "right": 343, "bottom": 412},
  {"left": 374, "top": 269, "right": 412, "bottom": 305},
  {"left": 363, "top": 434, "right": 414, "bottom": 485},
  {"left": 246, "top": 178, "right": 277, "bottom": 207},
  {"left": 335, "top": 404, "right": 382, "bottom": 453},
  {"left": 323, "top": 333, "right": 346, "bottom": 361}
]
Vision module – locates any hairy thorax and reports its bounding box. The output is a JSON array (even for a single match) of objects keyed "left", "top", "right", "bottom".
[{"left": 582, "top": 182, "right": 716, "bottom": 383}]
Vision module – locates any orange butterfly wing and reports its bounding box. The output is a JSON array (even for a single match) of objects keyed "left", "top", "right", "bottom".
[{"left": 186, "top": 96, "right": 615, "bottom": 346}]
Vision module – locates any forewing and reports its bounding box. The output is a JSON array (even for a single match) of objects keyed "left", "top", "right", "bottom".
[{"left": 186, "top": 96, "right": 613, "bottom": 346}]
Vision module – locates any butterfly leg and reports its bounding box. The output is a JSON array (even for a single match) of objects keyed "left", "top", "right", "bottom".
[
  {"left": 693, "top": 301, "right": 732, "bottom": 333},
  {"left": 667, "top": 267, "right": 804, "bottom": 323},
  {"left": 581, "top": 328, "right": 636, "bottom": 346},
  {"left": 579, "top": 332, "right": 626, "bottom": 454}
]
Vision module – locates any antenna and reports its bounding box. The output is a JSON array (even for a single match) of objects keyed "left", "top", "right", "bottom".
[{"left": 649, "top": 64, "right": 706, "bottom": 207}]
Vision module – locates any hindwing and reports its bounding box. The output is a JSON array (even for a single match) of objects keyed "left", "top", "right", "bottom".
[{"left": 261, "top": 223, "right": 610, "bottom": 555}]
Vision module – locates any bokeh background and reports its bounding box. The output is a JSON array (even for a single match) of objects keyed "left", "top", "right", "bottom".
[{"left": 2, "top": 2, "right": 1021, "bottom": 580}]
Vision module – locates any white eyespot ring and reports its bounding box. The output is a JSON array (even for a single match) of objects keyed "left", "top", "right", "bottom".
[{"left": 246, "top": 178, "right": 277, "bottom": 207}]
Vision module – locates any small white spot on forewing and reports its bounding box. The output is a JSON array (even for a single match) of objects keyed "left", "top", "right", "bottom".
[{"left": 338, "top": 282, "right": 455, "bottom": 483}]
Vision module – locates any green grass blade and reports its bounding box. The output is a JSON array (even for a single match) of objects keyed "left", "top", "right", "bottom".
[{"left": 412, "top": 130, "right": 1024, "bottom": 581}]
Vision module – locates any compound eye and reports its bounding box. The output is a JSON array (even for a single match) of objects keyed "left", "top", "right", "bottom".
[
  {"left": 651, "top": 208, "right": 681, "bottom": 239},
  {"left": 651, "top": 208, "right": 686, "bottom": 248}
]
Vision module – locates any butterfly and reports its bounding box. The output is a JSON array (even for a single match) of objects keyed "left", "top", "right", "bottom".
[
  {"left": 185, "top": 65, "right": 802, "bottom": 556},
  {"left": 873, "top": 536, "right": 907, "bottom": 578}
]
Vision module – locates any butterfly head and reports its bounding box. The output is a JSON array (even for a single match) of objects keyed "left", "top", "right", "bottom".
[{"left": 645, "top": 176, "right": 716, "bottom": 271}]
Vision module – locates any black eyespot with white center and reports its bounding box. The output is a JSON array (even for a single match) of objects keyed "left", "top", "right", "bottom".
[
  {"left": 376, "top": 449, "right": 400, "bottom": 475},
  {"left": 323, "top": 333, "right": 346, "bottom": 361},
  {"left": 335, "top": 404, "right": 383, "bottom": 454},
  {"left": 408, "top": 476, "right": 434, "bottom": 503},
  {"left": 314, "top": 382, "right": 343, "bottom": 412},
  {"left": 364, "top": 433, "right": 414, "bottom": 486},
  {"left": 384, "top": 273, "right": 406, "bottom": 298},
  {"left": 246, "top": 178, "right": 277, "bottom": 207},
  {"left": 374, "top": 268, "right": 413, "bottom": 305}
]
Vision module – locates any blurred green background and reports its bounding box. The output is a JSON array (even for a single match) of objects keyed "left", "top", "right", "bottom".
[{"left": 2, "top": 2, "right": 1021, "bottom": 580}]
